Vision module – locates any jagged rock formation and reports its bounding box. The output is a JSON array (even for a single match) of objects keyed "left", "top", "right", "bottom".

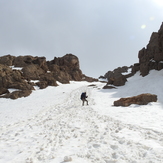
[
  {"left": 101, "top": 66, "right": 133, "bottom": 87},
  {"left": 0, "top": 54, "right": 97, "bottom": 99},
  {"left": 102, "top": 22, "right": 163, "bottom": 87},
  {"left": 0, "top": 64, "right": 34, "bottom": 99},
  {"left": 47, "top": 54, "right": 83, "bottom": 83},
  {"left": 114, "top": 93, "right": 157, "bottom": 107},
  {"left": 137, "top": 22, "right": 163, "bottom": 76}
]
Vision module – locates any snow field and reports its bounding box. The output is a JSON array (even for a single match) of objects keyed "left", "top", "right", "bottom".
[{"left": 1, "top": 70, "right": 163, "bottom": 162}]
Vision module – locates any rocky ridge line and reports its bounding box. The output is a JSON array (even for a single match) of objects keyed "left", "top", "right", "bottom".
[{"left": 0, "top": 54, "right": 97, "bottom": 99}]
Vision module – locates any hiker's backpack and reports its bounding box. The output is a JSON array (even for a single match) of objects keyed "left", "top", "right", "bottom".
[{"left": 80, "top": 93, "right": 85, "bottom": 99}]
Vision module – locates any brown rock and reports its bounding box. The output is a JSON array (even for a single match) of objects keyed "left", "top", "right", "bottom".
[
  {"left": 32, "top": 57, "right": 48, "bottom": 71},
  {"left": 36, "top": 81, "right": 48, "bottom": 89},
  {"left": 0, "top": 53, "right": 90, "bottom": 99},
  {"left": 103, "top": 85, "right": 116, "bottom": 89},
  {"left": 14, "top": 55, "right": 35, "bottom": 67},
  {"left": 138, "top": 22, "right": 163, "bottom": 76},
  {"left": 0, "top": 90, "right": 32, "bottom": 99},
  {"left": 22, "top": 64, "right": 45, "bottom": 80},
  {"left": 39, "top": 73, "right": 58, "bottom": 86},
  {"left": 0, "top": 55, "right": 15, "bottom": 66},
  {"left": 0, "top": 87, "right": 9, "bottom": 95},
  {"left": 112, "top": 75, "right": 127, "bottom": 86},
  {"left": 104, "top": 66, "right": 132, "bottom": 86},
  {"left": 114, "top": 93, "right": 157, "bottom": 107},
  {"left": 0, "top": 64, "right": 34, "bottom": 91},
  {"left": 47, "top": 54, "right": 83, "bottom": 82},
  {"left": 14, "top": 55, "right": 48, "bottom": 70},
  {"left": 131, "top": 63, "right": 140, "bottom": 74}
]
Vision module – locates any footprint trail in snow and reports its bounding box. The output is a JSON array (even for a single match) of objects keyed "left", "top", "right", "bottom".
[{"left": 0, "top": 86, "right": 163, "bottom": 163}]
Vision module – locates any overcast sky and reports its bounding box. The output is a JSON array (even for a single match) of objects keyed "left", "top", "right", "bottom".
[{"left": 0, "top": 0, "right": 163, "bottom": 77}]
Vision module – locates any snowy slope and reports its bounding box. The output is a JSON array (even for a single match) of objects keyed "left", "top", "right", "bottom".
[{"left": 0, "top": 70, "right": 163, "bottom": 163}]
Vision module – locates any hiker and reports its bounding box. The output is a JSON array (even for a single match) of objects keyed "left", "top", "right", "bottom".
[{"left": 80, "top": 92, "right": 88, "bottom": 106}]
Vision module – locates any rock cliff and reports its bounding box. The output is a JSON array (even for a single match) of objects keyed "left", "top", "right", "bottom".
[{"left": 138, "top": 22, "right": 163, "bottom": 76}]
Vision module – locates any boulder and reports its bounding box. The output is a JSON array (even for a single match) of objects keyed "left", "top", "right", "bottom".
[
  {"left": 114, "top": 93, "right": 157, "bottom": 107},
  {"left": 106, "top": 74, "right": 127, "bottom": 86},
  {"left": 0, "top": 90, "right": 32, "bottom": 99},
  {"left": 111, "top": 75, "right": 127, "bottom": 86},
  {"left": 103, "top": 85, "right": 116, "bottom": 89},
  {"left": 104, "top": 66, "right": 132, "bottom": 86},
  {"left": 53, "top": 54, "right": 80, "bottom": 69}
]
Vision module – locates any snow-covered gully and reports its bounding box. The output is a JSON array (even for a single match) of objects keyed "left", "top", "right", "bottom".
[{"left": 1, "top": 85, "right": 163, "bottom": 163}]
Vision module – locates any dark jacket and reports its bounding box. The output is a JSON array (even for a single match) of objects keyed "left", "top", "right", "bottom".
[{"left": 80, "top": 92, "right": 87, "bottom": 100}]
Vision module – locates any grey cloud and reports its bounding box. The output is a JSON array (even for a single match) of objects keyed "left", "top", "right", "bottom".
[{"left": 0, "top": 0, "right": 163, "bottom": 77}]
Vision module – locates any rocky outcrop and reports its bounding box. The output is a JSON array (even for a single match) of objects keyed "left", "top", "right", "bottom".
[
  {"left": 0, "top": 55, "right": 15, "bottom": 66},
  {"left": 47, "top": 54, "right": 83, "bottom": 82},
  {"left": 22, "top": 64, "right": 46, "bottom": 80},
  {"left": 36, "top": 73, "right": 58, "bottom": 89},
  {"left": 102, "top": 22, "right": 163, "bottom": 87},
  {"left": 0, "top": 64, "right": 34, "bottom": 91},
  {"left": 114, "top": 93, "right": 157, "bottom": 107},
  {"left": 103, "top": 66, "right": 133, "bottom": 86},
  {"left": 0, "top": 64, "right": 34, "bottom": 98},
  {"left": 13, "top": 56, "right": 48, "bottom": 71},
  {"left": 0, "top": 53, "right": 94, "bottom": 99},
  {"left": 138, "top": 22, "right": 163, "bottom": 76},
  {"left": 0, "top": 90, "right": 32, "bottom": 99}
]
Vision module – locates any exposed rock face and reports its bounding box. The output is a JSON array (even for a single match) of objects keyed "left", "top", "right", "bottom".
[
  {"left": 47, "top": 54, "right": 83, "bottom": 82},
  {"left": 102, "top": 22, "right": 163, "bottom": 88},
  {"left": 37, "top": 73, "right": 58, "bottom": 89},
  {"left": 22, "top": 64, "right": 45, "bottom": 80},
  {"left": 0, "top": 64, "right": 34, "bottom": 98},
  {"left": 0, "top": 53, "right": 94, "bottom": 99},
  {"left": 138, "top": 22, "right": 163, "bottom": 76},
  {"left": 0, "top": 64, "right": 34, "bottom": 90},
  {"left": 131, "top": 63, "right": 140, "bottom": 74},
  {"left": 104, "top": 66, "right": 132, "bottom": 86},
  {"left": 13, "top": 55, "right": 48, "bottom": 71},
  {"left": 114, "top": 93, "right": 157, "bottom": 107},
  {"left": 0, "top": 55, "right": 15, "bottom": 66}
]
